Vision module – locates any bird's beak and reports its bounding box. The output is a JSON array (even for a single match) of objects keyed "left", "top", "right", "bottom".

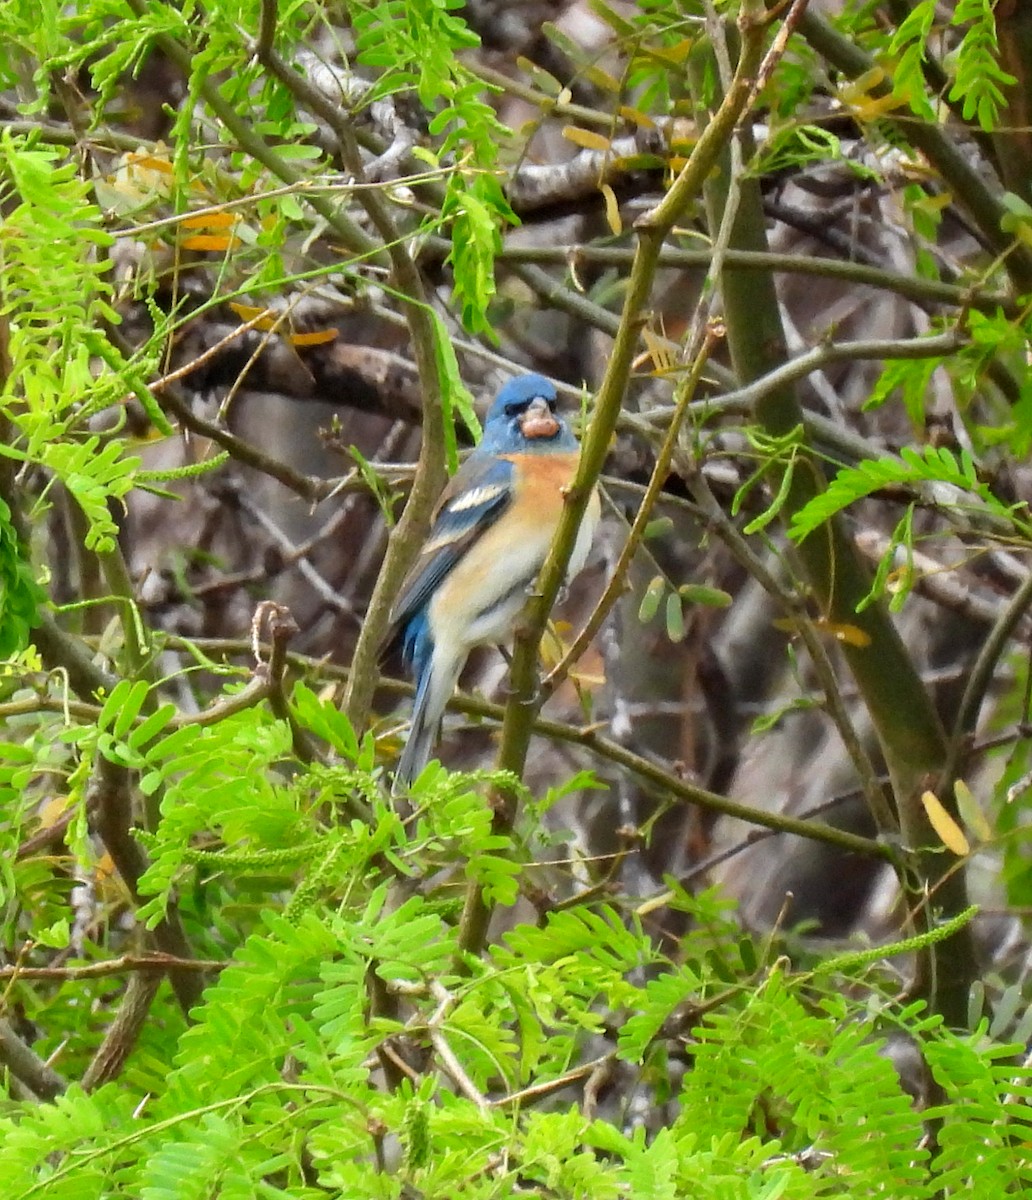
[{"left": 519, "top": 396, "right": 561, "bottom": 440}]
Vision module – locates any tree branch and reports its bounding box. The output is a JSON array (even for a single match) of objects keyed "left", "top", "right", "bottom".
[
  {"left": 251, "top": 32, "right": 450, "bottom": 733},
  {"left": 0, "top": 1019, "right": 66, "bottom": 1101},
  {"left": 457, "top": 0, "right": 773, "bottom": 958},
  {"left": 493, "top": 242, "right": 1016, "bottom": 315},
  {"left": 798, "top": 6, "right": 1032, "bottom": 293}
]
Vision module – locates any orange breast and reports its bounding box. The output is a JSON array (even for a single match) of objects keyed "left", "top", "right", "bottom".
[{"left": 499, "top": 452, "right": 581, "bottom": 530}]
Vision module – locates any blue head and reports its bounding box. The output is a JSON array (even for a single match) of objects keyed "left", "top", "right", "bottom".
[{"left": 478, "top": 374, "right": 578, "bottom": 455}]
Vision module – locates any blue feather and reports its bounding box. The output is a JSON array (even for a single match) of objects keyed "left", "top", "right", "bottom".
[{"left": 387, "top": 372, "right": 592, "bottom": 790}]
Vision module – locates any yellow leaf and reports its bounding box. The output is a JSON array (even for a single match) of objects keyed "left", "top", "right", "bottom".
[
  {"left": 95, "top": 851, "right": 117, "bottom": 882},
  {"left": 127, "top": 153, "right": 175, "bottom": 175},
  {"left": 771, "top": 617, "right": 872, "bottom": 647},
  {"left": 179, "top": 233, "right": 240, "bottom": 251},
  {"left": 619, "top": 105, "right": 657, "bottom": 129},
  {"left": 229, "top": 302, "right": 277, "bottom": 331},
  {"left": 837, "top": 69, "right": 906, "bottom": 121},
  {"left": 636, "top": 38, "right": 693, "bottom": 67},
  {"left": 600, "top": 182, "right": 622, "bottom": 235},
  {"left": 849, "top": 92, "right": 908, "bottom": 120},
  {"left": 920, "top": 790, "right": 970, "bottom": 857},
  {"left": 37, "top": 795, "right": 71, "bottom": 830},
  {"left": 540, "top": 622, "right": 567, "bottom": 670},
  {"left": 289, "top": 328, "right": 339, "bottom": 347},
  {"left": 813, "top": 619, "right": 872, "bottom": 648},
  {"left": 953, "top": 780, "right": 992, "bottom": 843},
  {"left": 562, "top": 126, "right": 613, "bottom": 152},
  {"left": 181, "top": 210, "right": 238, "bottom": 230},
  {"left": 640, "top": 326, "right": 674, "bottom": 375},
  {"left": 584, "top": 65, "right": 622, "bottom": 92},
  {"left": 837, "top": 67, "right": 886, "bottom": 104}
]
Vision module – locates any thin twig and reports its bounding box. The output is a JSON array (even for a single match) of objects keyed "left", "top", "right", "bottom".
[
  {"left": 946, "top": 568, "right": 1032, "bottom": 782},
  {"left": 668, "top": 331, "right": 964, "bottom": 418},
  {"left": 250, "top": 38, "right": 449, "bottom": 733},
  {"left": 0, "top": 954, "right": 226, "bottom": 982},
  {"left": 250, "top": 600, "right": 321, "bottom": 764},
  {"left": 86, "top": 755, "right": 204, "bottom": 1017},
  {"left": 157, "top": 384, "right": 335, "bottom": 503},
  {"left": 491, "top": 1054, "right": 616, "bottom": 1111},
  {"left": 427, "top": 982, "right": 489, "bottom": 1113},
  {"left": 457, "top": 0, "right": 774, "bottom": 959},
  {"left": 686, "top": 463, "right": 898, "bottom": 838},
  {"left": 490, "top": 242, "right": 1015, "bottom": 317},
  {"left": 748, "top": 0, "right": 811, "bottom": 108},
  {"left": 542, "top": 325, "right": 721, "bottom": 699}
]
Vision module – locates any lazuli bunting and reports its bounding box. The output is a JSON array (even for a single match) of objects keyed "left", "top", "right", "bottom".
[{"left": 386, "top": 373, "right": 599, "bottom": 788}]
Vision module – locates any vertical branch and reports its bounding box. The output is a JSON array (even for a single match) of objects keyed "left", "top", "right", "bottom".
[
  {"left": 81, "top": 971, "right": 163, "bottom": 1092},
  {"left": 994, "top": 1, "right": 1032, "bottom": 207},
  {"left": 87, "top": 755, "right": 204, "bottom": 1017},
  {"left": 251, "top": 26, "right": 449, "bottom": 734},
  {"left": 689, "top": 22, "right": 976, "bottom": 1025},
  {"left": 456, "top": 0, "right": 772, "bottom": 958}
]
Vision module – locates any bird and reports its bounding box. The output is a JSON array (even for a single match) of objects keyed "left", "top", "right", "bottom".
[{"left": 385, "top": 373, "right": 599, "bottom": 789}]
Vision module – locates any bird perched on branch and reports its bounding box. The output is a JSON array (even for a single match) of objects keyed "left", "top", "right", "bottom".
[{"left": 386, "top": 373, "right": 599, "bottom": 789}]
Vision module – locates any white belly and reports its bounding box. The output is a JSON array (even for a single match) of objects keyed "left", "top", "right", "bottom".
[{"left": 430, "top": 501, "right": 597, "bottom": 655}]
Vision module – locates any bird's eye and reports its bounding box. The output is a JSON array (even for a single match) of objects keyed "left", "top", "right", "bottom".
[{"left": 504, "top": 402, "right": 522, "bottom": 417}]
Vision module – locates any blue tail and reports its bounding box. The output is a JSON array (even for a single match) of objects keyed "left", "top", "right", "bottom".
[
  {"left": 392, "top": 619, "right": 461, "bottom": 792},
  {"left": 393, "top": 664, "right": 438, "bottom": 790}
]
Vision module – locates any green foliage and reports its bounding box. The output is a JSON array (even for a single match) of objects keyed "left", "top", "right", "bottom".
[
  {"left": 787, "top": 444, "right": 1023, "bottom": 544},
  {"left": 2, "top": 846, "right": 1030, "bottom": 1198},
  {"left": 885, "top": 0, "right": 939, "bottom": 123},
  {"left": 3, "top": 0, "right": 1032, "bottom": 1195},
  {"left": 0, "top": 499, "right": 44, "bottom": 656},
  {"left": 0, "top": 133, "right": 145, "bottom": 553},
  {"left": 944, "top": 0, "right": 1017, "bottom": 132},
  {"left": 865, "top": 355, "right": 944, "bottom": 429},
  {"left": 351, "top": 0, "right": 516, "bottom": 335},
  {"left": 887, "top": 0, "right": 1016, "bottom": 130}
]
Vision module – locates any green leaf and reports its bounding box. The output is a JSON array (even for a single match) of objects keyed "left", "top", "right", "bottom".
[
  {"left": 678, "top": 584, "right": 732, "bottom": 608},
  {"left": 664, "top": 592, "right": 686, "bottom": 642},
  {"left": 638, "top": 575, "right": 665, "bottom": 623},
  {"left": 292, "top": 682, "right": 359, "bottom": 760},
  {"left": 127, "top": 704, "right": 177, "bottom": 751},
  {"left": 788, "top": 444, "right": 1013, "bottom": 543}
]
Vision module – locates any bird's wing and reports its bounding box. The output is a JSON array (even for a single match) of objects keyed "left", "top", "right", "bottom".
[{"left": 387, "top": 453, "right": 516, "bottom": 645}]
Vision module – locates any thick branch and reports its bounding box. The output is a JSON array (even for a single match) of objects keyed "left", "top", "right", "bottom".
[
  {"left": 692, "top": 25, "right": 977, "bottom": 1026},
  {"left": 252, "top": 32, "right": 449, "bottom": 733},
  {"left": 87, "top": 755, "right": 205, "bottom": 1016}
]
